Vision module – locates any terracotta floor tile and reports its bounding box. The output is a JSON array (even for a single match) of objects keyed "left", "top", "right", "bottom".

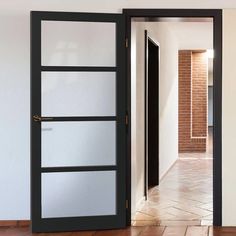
[
  {"left": 134, "top": 131, "right": 213, "bottom": 227},
  {"left": 160, "top": 220, "right": 201, "bottom": 226},
  {"left": 140, "top": 226, "right": 165, "bottom": 236},
  {"left": 94, "top": 227, "right": 144, "bottom": 236},
  {"left": 162, "top": 226, "right": 187, "bottom": 236},
  {"left": 198, "top": 203, "right": 213, "bottom": 211},
  {"left": 173, "top": 205, "right": 212, "bottom": 217},
  {"left": 132, "top": 220, "right": 159, "bottom": 227},
  {"left": 134, "top": 212, "right": 156, "bottom": 221},
  {"left": 201, "top": 214, "right": 213, "bottom": 220},
  {"left": 164, "top": 207, "right": 200, "bottom": 220},
  {"left": 185, "top": 226, "right": 209, "bottom": 235},
  {"left": 201, "top": 220, "right": 213, "bottom": 226}
]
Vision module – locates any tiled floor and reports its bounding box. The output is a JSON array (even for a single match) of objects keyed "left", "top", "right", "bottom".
[
  {"left": 132, "top": 128, "right": 213, "bottom": 226},
  {"left": 179, "top": 127, "right": 213, "bottom": 159}
]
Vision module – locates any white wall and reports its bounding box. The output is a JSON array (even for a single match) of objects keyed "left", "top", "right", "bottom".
[
  {"left": 0, "top": 13, "right": 30, "bottom": 219},
  {"left": 2, "top": 1, "right": 236, "bottom": 14},
  {"left": 131, "top": 21, "right": 179, "bottom": 215},
  {"left": 169, "top": 22, "right": 213, "bottom": 50},
  {"left": 222, "top": 9, "right": 236, "bottom": 226}
]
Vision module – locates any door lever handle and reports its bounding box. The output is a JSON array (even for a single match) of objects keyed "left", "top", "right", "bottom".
[
  {"left": 33, "top": 115, "right": 53, "bottom": 122},
  {"left": 33, "top": 115, "right": 42, "bottom": 122}
]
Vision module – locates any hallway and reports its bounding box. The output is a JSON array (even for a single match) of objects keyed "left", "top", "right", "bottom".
[{"left": 132, "top": 158, "right": 213, "bottom": 226}]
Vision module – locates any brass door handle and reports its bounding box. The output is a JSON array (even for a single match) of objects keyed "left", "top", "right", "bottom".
[
  {"left": 33, "top": 115, "right": 42, "bottom": 122},
  {"left": 33, "top": 115, "right": 53, "bottom": 122}
]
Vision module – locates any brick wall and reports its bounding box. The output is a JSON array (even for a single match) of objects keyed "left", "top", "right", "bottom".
[
  {"left": 192, "top": 51, "right": 208, "bottom": 138},
  {"left": 178, "top": 50, "right": 207, "bottom": 152}
]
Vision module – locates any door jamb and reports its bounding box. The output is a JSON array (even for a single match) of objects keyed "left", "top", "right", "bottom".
[{"left": 123, "top": 9, "right": 222, "bottom": 226}]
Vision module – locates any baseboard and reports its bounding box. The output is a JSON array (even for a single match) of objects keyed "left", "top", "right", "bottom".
[
  {"left": 0, "top": 220, "right": 30, "bottom": 227},
  {"left": 160, "top": 159, "right": 178, "bottom": 183}
]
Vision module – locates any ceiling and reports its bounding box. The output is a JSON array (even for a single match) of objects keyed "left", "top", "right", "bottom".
[{"left": 143, "top": 21, "right": 213, "bottom": 50}]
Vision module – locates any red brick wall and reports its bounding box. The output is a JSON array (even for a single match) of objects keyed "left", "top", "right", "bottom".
[
  {"left": 178, "top": 50, "right": 207, "bottom": 152},
  {"left": 192, "top": 51, "right": 208, "bottom": 138}
]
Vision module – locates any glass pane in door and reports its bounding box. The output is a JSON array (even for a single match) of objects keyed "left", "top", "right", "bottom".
[
  {"left": 41, "top": 21, "right": 116, "bottom": 66},
  {"left": 42, "top": 171, "right": 116, "bottom": 218},
  {"left": 41, "top": 72, "right": 116, "bottom": 117},
  {"left": 42, "top": 121, "right": 116, "bottom": 167}
]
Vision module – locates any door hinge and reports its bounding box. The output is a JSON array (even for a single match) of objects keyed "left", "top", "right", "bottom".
[
  {"left": 126, "top": 200, "right": 129, "bottom": 209},
  {"left": 125, "top": 114, "right": 129, "bottom": 126},
  {"left": 125, "top": 38, "right": 129, "bottom": 48}
]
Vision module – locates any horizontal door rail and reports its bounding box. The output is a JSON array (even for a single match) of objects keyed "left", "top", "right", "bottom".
[
  {"left": 41, "top": 165, "right": 117, "bottom": 173},
  {"left": 41, "top": 66, "right": 117, "bottom": 72},
  {"left": 33, "top": 11, "right": 123, "bottom": 22}
]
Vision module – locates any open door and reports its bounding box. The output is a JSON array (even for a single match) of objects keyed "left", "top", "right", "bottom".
[
  {"left": 31, "top": 11, "right": 126, "bottom": 233},
  {"left": 144, "top": 30, "right": 159, "bottom": 198}
]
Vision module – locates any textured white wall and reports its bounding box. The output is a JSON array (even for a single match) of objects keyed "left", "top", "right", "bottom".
[{"left": 131, "top": 22, "right": 179, "bottom": 215}]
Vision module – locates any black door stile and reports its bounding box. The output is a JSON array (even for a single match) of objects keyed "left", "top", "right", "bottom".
[{"left": 31, "top": 11, "right": 126, "bottom": 233}]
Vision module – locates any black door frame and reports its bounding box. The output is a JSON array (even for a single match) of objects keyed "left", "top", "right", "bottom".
[
  {"left": 144, "top": 30, "right": 160, "bottom": 198},
  {"left": 123, "top": 9, "right": 222, "bottom": 226},
  {"left": 31, "top": 11, "right": 127, "bottom": 233}
]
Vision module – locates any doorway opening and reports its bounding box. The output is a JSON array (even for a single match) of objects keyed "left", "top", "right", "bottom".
[
  {"left": 125, "top": 9, "right": 222, "bottom": 227},
  {"left": 145, "top": 31, "right": 160, "bottom": 197}
]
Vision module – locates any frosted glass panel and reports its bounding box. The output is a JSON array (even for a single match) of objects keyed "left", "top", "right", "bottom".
[
  {"left": 42, "top": 171, "right": 116, "bottom": 218},
  {"left": 42, "top": 121, "right": 116, "bottom": 167},
  {"left": 42, "top": 21, "right": 116, "bottom": 66},
  {"left": 42, "top": 72, "right": 116, "bottom": 116}
]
